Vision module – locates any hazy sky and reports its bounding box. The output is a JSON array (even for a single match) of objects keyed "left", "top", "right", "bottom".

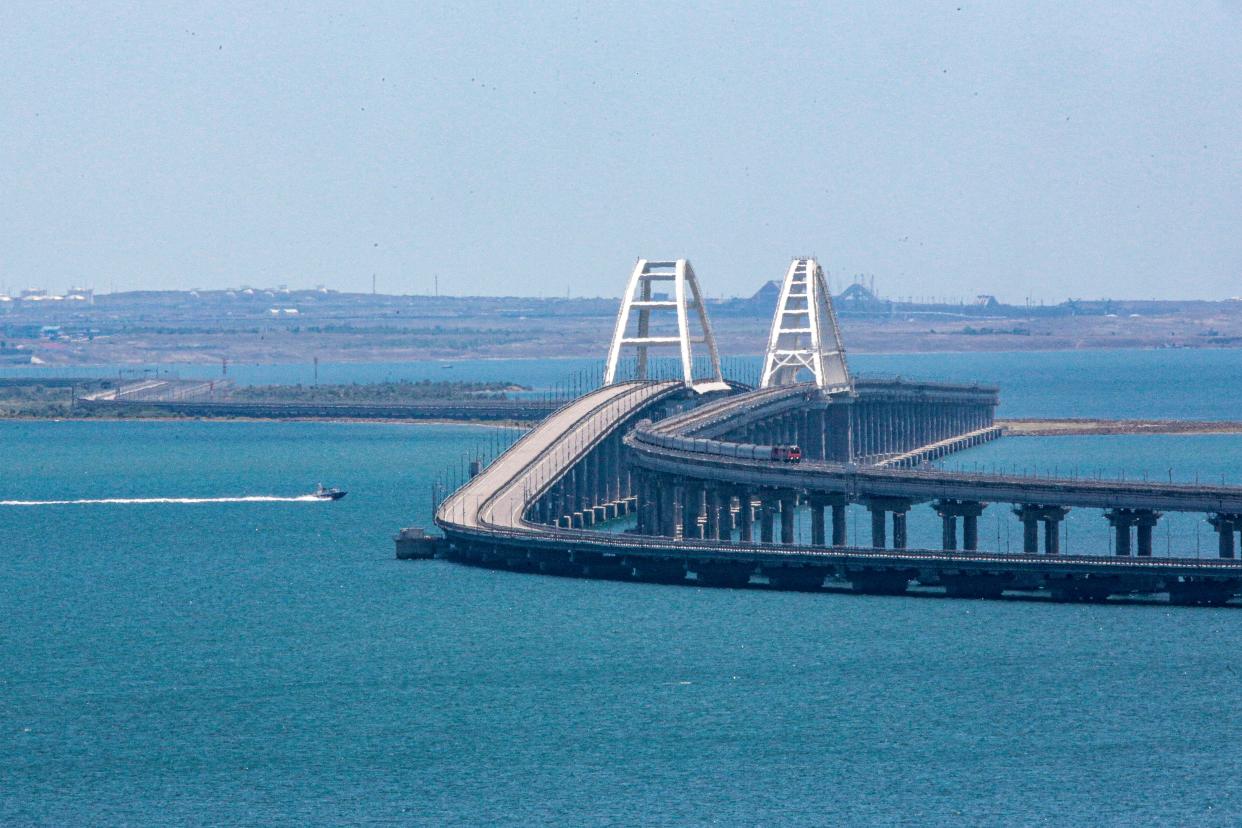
[{"left": 2, "top": 2, "right": 1239, "bottom": 301}]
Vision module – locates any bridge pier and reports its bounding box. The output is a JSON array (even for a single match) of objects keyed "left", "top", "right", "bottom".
[
  {"left": 764, "top": 564, "right": 829, "bottom": 591},
  {"left": 832, "top": 498, "right": 847, "bottom": 546},
  {"left": 760, "top": 494, "right": 777, "bottom": 543},
  {"left": 864, "top": 497, "right": 911, "bottom": 549},
  {"left": 847, "top": 568, "right": 912, "bottom": 595},
  {"left": 933, "top": 500, "right": 986, "bottom": 551},
  {"left": 1014, "top": 505, "right": 1069, "bottom": 554},
  {"left": 870, "top": 506, "right": 885, "bottom": 548},
  {"left": 826, "top": 404, "right": 852, "bottom": 462},
  {"left": 780, "top": 492, "right": 796, "bottom": 544},
  {"left": 659, "top": 482, "right": 678, "bottom": 537},
  {"left": 737, "top": 487, "right": 755, "bottom": 542},
  {"left": 630, "top": 557, "right": 687, "bottom": 585},
  {"left": 941, "top": 572, "right": 1011, "bottom": 599},
  {"left": 704, "top": 485, "right": 722, "bottom": 541},
  {"left": 1210, "top": 513, "right": 1240, "bottom": 558},
  {"left": 681, "top": 480, "right": 703, "bottom": 540},
  {"left": 692, "top": 560, "right": 754, "bottom": 588},
  {"left": 1135, "top": 510, "right": 1160, "bottom": 556},
  {"left": 1048, "top": 575, "right": 1121, "bottom": 603},
  {"left": 1105, "top": 508, "right": 1159, "bottom": 556},
  {"left": 1167, "top": 577, "right": 1240, "bottom": 606},
  {"left": 809, "top": 496, "right": 826, "bottom": 546}
]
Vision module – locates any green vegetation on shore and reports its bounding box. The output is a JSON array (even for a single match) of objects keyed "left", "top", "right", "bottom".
[
  {"left": 0, "top": 379, "right": 531, "bottom": 418},
  {"left": 0, "top": 383, "right": 107, "bottom": 417}
]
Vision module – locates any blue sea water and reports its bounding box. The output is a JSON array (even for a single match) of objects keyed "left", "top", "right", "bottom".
[{"left": 4, "top": 351, "right": 1242, "bottom": 825}]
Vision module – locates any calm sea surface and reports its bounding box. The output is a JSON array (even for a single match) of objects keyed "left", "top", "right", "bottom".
[{"left": 4, "top": 350, "right": 1242, "bottom": 825}]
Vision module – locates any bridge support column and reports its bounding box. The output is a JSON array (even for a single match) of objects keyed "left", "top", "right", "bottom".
[
  {"left": 780, "top": 492, "right": 796, "bottom": 545},
  {"left": 865, "top": 497, "right": 911, "bottom": 549},
  {"left": 659, "top": 480, "right": 678, "bottom": 537},
  {"left": 760, "top": 494, "right": 777, "bottom": 544},
  {"left": 1014, "top": 505, "right": 1069, "bottom": 554},
  {"left": 738, "top": 488, "right": 754, "bottom": 542},
  {"left": 586, "top": 451, "right": 600, "bottom": 510},
  {"left": 809, "top": 496, "right": 826, "bottom": 546},
  {"left": 1020, "top": 511, "right": 1038, "bottom": 554},
  {"left": 1105, "top": 509, "right": 1137, "bottom": 556},
  {"left": 869, "top": 506, "right": 886, "bottom": 549},
  {"left": 826, "top": 404, "right": 852, "bottom": 462},
  {"left": 682, "top": 480, "right": 703, "bottom": 540},
  {"left": 941, "top": 514, "right": 957, "bottom": 550},
  {"left": 574, "top": 465, "right": 586, "bottom": 516},
  {"left": 1043, "top": 508, "right": 1068, "bottom": 555},
  {"left": 704, "top": 486, "right": 722, "bottom": 541},
  {"left": 1135, "top": 510, "right": 1160, "bottom": 557},
  {"left": 934, "top": 500, "right": 986, "bottom": 551},
  {"left": 831, "top": 498, "right": 847, "bottom": 546},
  {"left": 637, "top": 473, "right": 654, "bottom": 534},
  {"left": 1210, "top": 513, "right": 1239, "bottom": 558}
]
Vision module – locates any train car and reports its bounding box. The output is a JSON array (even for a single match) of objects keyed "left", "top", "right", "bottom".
[{"left": 771, "top": 445, "right": 802, "bottom": 463}]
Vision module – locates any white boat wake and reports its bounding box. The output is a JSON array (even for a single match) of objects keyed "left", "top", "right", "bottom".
[{"left": 0, "top": 495, "right": 326, "bottom": 506}]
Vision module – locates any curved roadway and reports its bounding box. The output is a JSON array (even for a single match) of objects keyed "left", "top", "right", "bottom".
[
  {"left": 434, "top": 382, "right": 1242, "bottom": 583},
  {"left": 437, "top": 380, "right": 682, "bottom": 534}
]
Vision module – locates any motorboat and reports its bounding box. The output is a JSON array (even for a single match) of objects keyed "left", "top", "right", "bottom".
[{"left": 312, "top": 483, "right": 347, "bottom": 501}]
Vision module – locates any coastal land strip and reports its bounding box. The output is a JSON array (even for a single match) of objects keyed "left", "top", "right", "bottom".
[{"left": 999, "top": 419, "right": 1242, "bottom": 436}]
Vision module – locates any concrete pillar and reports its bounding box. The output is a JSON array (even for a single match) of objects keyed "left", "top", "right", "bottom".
[
  {"left": 934, "top": 500, "right": 986, "bottom": 552},
  {"left": 831, "top": 500, "right": 847, "bottom": 546},
  {"left": 809, "top": 496, "right": 826, "bottom": 546},
  {"left": 1015, "top": 504, "right": 1068, "bottom": 555},
  {"left": 739, "top": 488, "right": 754, "bottom": 542},
  {"left": 642, "top": 474, "right": 658, "bottom": 535},
  {"left": 586, "top": 450, "right": 599, "bottom": 507},
  {"left": 574, "top": 464, "right": 586, "bottom": 513},
  {"left": 1105, "top": 509, "right": 1135, "bottom": 556},
  {"left": 1043, "top": 517, "right": 1059, "bottom": 555},
  {"left": 1211, "top": 514, "right": 1236, "bottom": 559},
  {"left": 601, "top": 438, "right": 615, "bottom": 503},
  {"left": 704, "top": 486, "right": 721, "bottom": 541},
  {"left": 780, "top": 493, "right": 796, "bottom": 545},
  {"left": 826, "top": 404, "right": 851, "bottom": 462},
  {"left": 941, "top": 514, "right": 958, "bottom": 551},
  {"left": 963, "top": 514, "right": 979, "bottom": 551},
  {"left": 892, "top": 510, "right": 908, "bottom": 549},
  {"left": 869, "top": 506, "right": 886, "bottom": 549},
  {"left": 660, "top": 480, "right": 678, "bottom": 537},
  {"left": 1135, "top": 510, "right": 1160, "bottom": 557},
  {"left": 682, "top": 480, "right": 703, "bottom": 540},
  {"left": 760, "top": 496, "right": 776, "bottom": 544},
  {"left": 1017, "top": 508, "right": 1039, "bottom": 554}
]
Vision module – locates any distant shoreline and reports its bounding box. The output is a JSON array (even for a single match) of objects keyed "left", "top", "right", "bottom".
[
  {"left": 6, "top": 343, "right": 1242, "bottom": 371},
  {"left": 7, "top": 414, "right": 1242, "bottom": 437},
  {"left": 0, "top": 414, "right": 526, "bottom": 428}
]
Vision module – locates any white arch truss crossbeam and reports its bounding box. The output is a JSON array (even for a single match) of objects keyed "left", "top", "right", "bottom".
[
  {"left": 760, "top": 257, "right": 852, "bottom": 392},
  {"left": 603, "top": 258, "right": 726, "bottom": 393}
]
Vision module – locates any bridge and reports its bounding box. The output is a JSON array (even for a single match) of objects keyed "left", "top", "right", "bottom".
[{"left": 427, "top": 257, "right": 1242, "bottom": 605}]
